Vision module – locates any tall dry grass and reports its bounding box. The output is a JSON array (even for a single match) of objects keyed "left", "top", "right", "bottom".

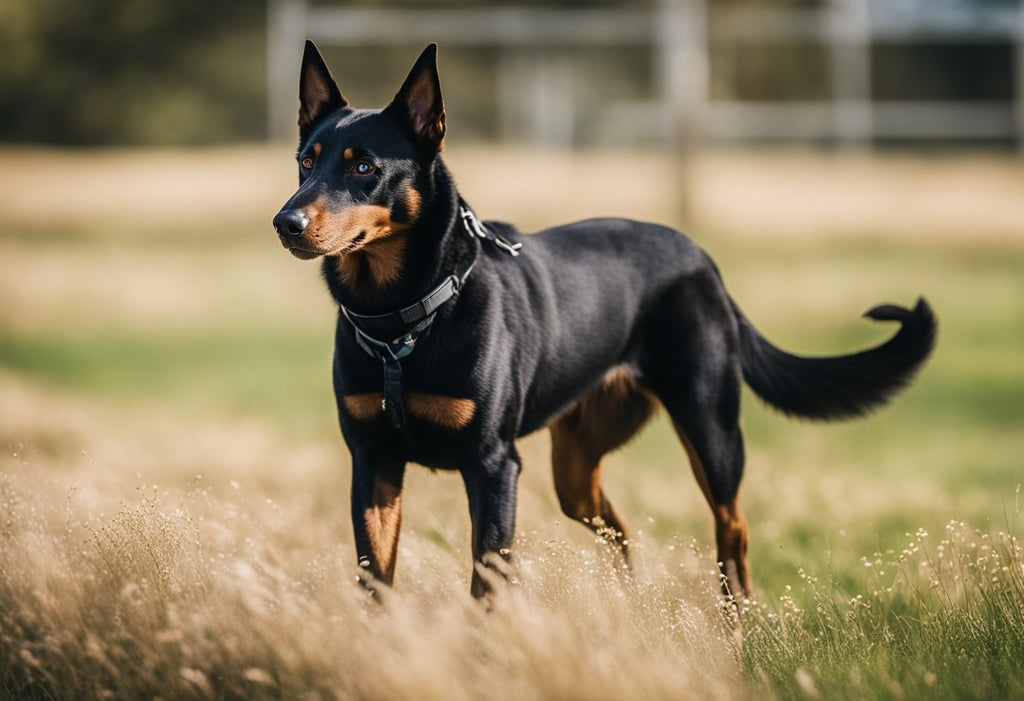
[{"left": 0, "top": 458, "right": 743, "bottom": 700}]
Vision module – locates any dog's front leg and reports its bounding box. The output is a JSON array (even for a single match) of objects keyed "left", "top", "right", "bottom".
[
  {"left": 350, "top": 457, "right": 406, "bottom": 591},
  {"left": 461, "top": 447, "right": 522, "bottom": 599}
]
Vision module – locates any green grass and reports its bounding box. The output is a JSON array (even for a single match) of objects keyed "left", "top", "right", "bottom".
[{"left": 0, "top": 330, "right": 336, "bottom": 435}]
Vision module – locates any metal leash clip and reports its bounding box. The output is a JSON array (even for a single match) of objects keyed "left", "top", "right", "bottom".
[
  {"left": 460, "top": 206, "right": 488, "bottom": 240},
  {"left": 459, "top": 205, "right": 522, "bottom": 257},
  {"left": 492, "top": 237, "right": 523, "bottom": 256}
]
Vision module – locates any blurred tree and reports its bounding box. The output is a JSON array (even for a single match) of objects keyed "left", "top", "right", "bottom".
[{"left": 0, "top": 0, "right": 265, "bottom": 145}]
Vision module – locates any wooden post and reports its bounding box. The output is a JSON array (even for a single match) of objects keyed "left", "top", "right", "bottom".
[
  {"left": 1016, "top": 2, "right": 1024, "bottom": 153},
  {"left": 267, "top": 0, "right": 307, "bottom": 142},
  {"left": 656, "top": 0, "right": 708, "bottom": 224},
  {"left": 830, "top": 0, "right": 873, "bottom": 146}
]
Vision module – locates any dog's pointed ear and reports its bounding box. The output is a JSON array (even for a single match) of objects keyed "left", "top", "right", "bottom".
[
  {"left": 299, "top": 40, "right": 348, "bottom": 139},
  {"left": 383, "top": 44, "right": 445, "bottom": 152}
]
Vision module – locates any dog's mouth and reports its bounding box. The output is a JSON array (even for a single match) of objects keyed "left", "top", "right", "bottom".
[
  {"left": 334, "top": 232, "right": 368, "bottom": 255},
  {"left": 280, "top": 232, "right": 368, "bottom": 260}
]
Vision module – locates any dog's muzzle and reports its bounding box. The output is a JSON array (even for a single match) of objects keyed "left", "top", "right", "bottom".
[
  {"left": 273, "top": 209, "right": 309, "bottom": 239},
  {"left": 272, "top": 209, "right": 321, "bottom": 259}
]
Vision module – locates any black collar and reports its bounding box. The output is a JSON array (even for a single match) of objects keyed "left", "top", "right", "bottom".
[{"left": 342, "top": 266, "right": 473, "bottom": 352}]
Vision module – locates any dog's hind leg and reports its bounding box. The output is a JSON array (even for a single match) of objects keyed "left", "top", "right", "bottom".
[
  {"left": 675, "top": 424, "right": 750, "bottom": 601},
  {"left": 549, "top": 367, "right": 658, "bottom": 561},
  {"left": 645, "top": 272, "right": 752, "bottom": 600}
]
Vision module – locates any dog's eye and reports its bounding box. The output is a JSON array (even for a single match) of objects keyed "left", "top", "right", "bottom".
[
  {"left": 300, "top": 157, "right": 314, "bottom": 170},
  {"left": 352, "top": 161, "right": 377, "bottom": 176}
]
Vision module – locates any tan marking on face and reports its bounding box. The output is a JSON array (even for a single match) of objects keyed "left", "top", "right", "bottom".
[
  {"left": 312, "top": 142, "right": 322, "bottom": 157},
  {"left": 343, "top": 148, "right": 355, "bottom": 161},
  {"left": 303, "top": 202, "right": 397, "bottom": 260},
  {"left": 343, "top": 393, "right": 384, "bottom": 421},
  {"left": 364, "top": 475, "right": 402, "bottom": 583},
  {"left": 318, "top": 204, "right": 393, "bottom": 245},
  {"left": 406, "top": 393, "right": 476, "bottom": 430},
  {"left": 404, "top": 186, "right": 421, "bottom": 222}
]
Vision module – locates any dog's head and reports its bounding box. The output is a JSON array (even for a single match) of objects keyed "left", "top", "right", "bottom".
[{"left": 272, "top": 42, "right": 445, "bottom": 261}]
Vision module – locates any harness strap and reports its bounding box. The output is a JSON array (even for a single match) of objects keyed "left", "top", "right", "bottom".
[{"left": 382, "top": 359, "right": 406, "bottom": 428}]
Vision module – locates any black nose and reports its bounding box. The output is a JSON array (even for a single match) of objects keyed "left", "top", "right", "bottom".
[{"left": 273, "top": 209, "right": 309, "bottom": 238}]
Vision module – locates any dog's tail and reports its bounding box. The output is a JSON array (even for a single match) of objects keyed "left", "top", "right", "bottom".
[{"left": 733, "top": 297, "right": 936, "bottom": 420}]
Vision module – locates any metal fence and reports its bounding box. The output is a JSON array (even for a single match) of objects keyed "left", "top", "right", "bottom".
[{"left": 267, "top": 0, "right": 1024, "bottom": 148}]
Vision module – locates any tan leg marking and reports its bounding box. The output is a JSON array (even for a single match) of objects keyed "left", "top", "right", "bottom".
[
  {"left": 363, "top": 474, "right": 402, "bottom": 584},
  {"left": 549, "top": 366, "right": 659, "bottom": 556},
  {"left": 673, "top": 424, "right": 752, "bottom": 599}
]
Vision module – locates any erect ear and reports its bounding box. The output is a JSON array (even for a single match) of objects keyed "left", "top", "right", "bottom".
[
  {"left": 383, "top": 44, "right": 445, "bottom": 151},
  {"left": 299, "top": 40, "right": 348, "bottom": 139}
]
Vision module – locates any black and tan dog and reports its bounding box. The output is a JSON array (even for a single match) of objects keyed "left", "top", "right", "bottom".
[{"left": 273, "top": 42, "right": 936, "bottom": 600}]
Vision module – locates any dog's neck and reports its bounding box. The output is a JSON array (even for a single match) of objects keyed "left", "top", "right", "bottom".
[{"left": 322, "top": 158, "right": 475, "bottom": 317}]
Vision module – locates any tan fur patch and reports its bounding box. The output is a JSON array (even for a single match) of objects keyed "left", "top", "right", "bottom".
[
  {"left": 561, "top": 365, "right": 659, "bottom": 454},
  {"left": 406, "top": 393, "right": 476, "bottom": 430},
  {"left": 312, "top": 143, "right": 322, "bottom": 157},
  {"left": 343, "top": 148, "right": 355, "bottom": 161},
  {"left": 343, "top": 393, "right": 384, "bottom": 421},
  {"left": 364, "top": 235, "right": 407, "bottom": 286},
  {"left": 315, "top": 203, "right": 393, "bottom": 245},
  {"left": 404, "top": 187, "right": 421, "bottom": 221},
  {"left": 364, "top": 476, "right": 402, "bottom": 583},
  {"left": 343, "top": 392, "right": 475, "bottom": 429},
  {"left": 336, "top": 233, "right": 408, "bottom": 288},
  {"left": 673, "top": 423, "right": 752, "bottom": 598},
  {"left": 335, "top": 235, "right": 402, "bottom": 288},
  {"left": 306, "top": 203, "right": 401, "bottom": 271},
  {"left": 334, "top": 255, "right": 360, "bottom": 287},
  {"left": 600, "top": 365, "right": 635, "bottom": 396}
]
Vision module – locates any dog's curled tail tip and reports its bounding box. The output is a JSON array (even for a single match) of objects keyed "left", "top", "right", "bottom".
[
  {"left": 738, "top": 295, "right": 936, "bottom": 421},
  {"left": 863, "top": 297, "right": 933, "bottom": 325}
]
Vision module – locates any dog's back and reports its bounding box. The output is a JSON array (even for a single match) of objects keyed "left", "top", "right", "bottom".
[{"left": 471, "top": 217, "right": 715, "bottom": 435}]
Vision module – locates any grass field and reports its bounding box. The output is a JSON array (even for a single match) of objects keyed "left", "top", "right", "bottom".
[{"left": 1, "top": 146, "right": 1022, "bottom": 699}]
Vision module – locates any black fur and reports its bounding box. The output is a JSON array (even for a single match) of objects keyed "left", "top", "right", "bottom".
[
  {"left": 273, "top": 42, "right": 937, "bottom": 599},
  {"left": 735, "top": 297, "right": 937, "bottom": 420}
]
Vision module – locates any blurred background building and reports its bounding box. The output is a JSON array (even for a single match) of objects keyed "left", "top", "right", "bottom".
[{"left": 2, "top": 0, "right": 1022, "bottom": 150}]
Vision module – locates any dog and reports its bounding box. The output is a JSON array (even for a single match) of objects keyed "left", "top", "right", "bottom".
[{"left": 273, "top": 42, "right": 936, "bottom": 600}]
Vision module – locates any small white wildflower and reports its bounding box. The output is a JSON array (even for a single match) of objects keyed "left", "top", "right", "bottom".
[{"left": 795, "top": 668, "right": 820, "bottom": 698}]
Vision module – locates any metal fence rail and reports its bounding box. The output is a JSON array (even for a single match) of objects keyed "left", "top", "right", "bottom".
[{"left": 267, "top": 0, "right": 1024, "bottom": 148}]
